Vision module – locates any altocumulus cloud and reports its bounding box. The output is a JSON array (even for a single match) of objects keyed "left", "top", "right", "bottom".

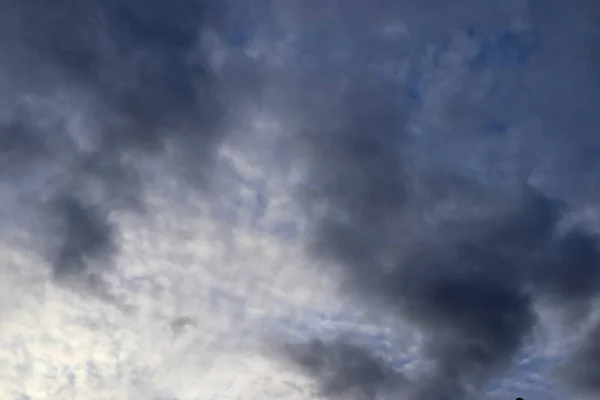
[{"left": 0, "top": 0, "right": 600, "bottom": 400}]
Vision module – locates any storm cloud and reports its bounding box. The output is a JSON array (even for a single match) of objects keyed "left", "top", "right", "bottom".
[
  {"left": 1, "top": 0, "right": 600, "bottom": 398},
  {"left": 276, "top": 0, "right": 600, "bottom": 398},
  {"left": 0, "top": 0, "right": 260, "bottom": 286},
  {"left": 286, "top": 338, "right": 406, "bottom": 400},
  {"left": 561, "top": 323, "right": 600, "bottom": 396}
]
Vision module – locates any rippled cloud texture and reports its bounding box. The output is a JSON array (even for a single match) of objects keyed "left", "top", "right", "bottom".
[{"left": 0, "top": 0, "right": 599, "bottom": 399}]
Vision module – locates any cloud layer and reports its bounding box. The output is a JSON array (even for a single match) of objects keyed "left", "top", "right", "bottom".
[
  {"left": 0, "top": 0, "right": 599, "bottom": 399},
  {"left": 0, "top": 0, "right": 263, "bottom": 287}
]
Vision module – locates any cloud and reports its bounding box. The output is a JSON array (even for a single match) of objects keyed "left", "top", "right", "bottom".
[
  {"left": 559, "top": 323, "right": 600, "bottom": 397},
  {"left": 285, "top": 338, "right": 407, "bottom": 400},
  {"left": 0, "top": 0, "right": 262, "bottom": 288},
  {"left": 269, "top": 0, "right": 600, "bottom": 398},
  {"left": 48, "top": 194, "right": 115, "bottom": 280},
  {"left": 1, "top": 0, "right": 600, "bottom": 399},
  {"left": 0, "top": 158, "right": 345, "bottom": 399}
]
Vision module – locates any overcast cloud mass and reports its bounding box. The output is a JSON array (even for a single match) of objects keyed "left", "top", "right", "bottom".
[{"left": 0, "top": 0, "right": 599, "bottom": 399}]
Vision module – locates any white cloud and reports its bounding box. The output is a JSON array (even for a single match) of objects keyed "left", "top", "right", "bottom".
[{"left": 0, "top": 125, "right": 359, "bottom": 399}]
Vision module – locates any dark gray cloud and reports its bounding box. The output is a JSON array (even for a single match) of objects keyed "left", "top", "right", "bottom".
[
  {"left": 286, "top": 338, "right": 406, "bottom": 400},
  {"left": 276, "top": 0, "right": 600, "bottom": 398},
  {"left": 560, "top": 324, "right": 600, "bottom": 396},
  {"left": 49, "top": 193, "right": 115, "bottom": 280},
  {"left": 0, "top": 0, "right": 261, "bottom": 286},
  {"left": 2, "top": 0, "right": 600, "bottom": 397}
]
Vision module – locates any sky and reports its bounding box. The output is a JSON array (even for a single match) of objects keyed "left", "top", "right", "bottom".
[{"left": 0, "top": 0, "right": 599, "bottom": 399}]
